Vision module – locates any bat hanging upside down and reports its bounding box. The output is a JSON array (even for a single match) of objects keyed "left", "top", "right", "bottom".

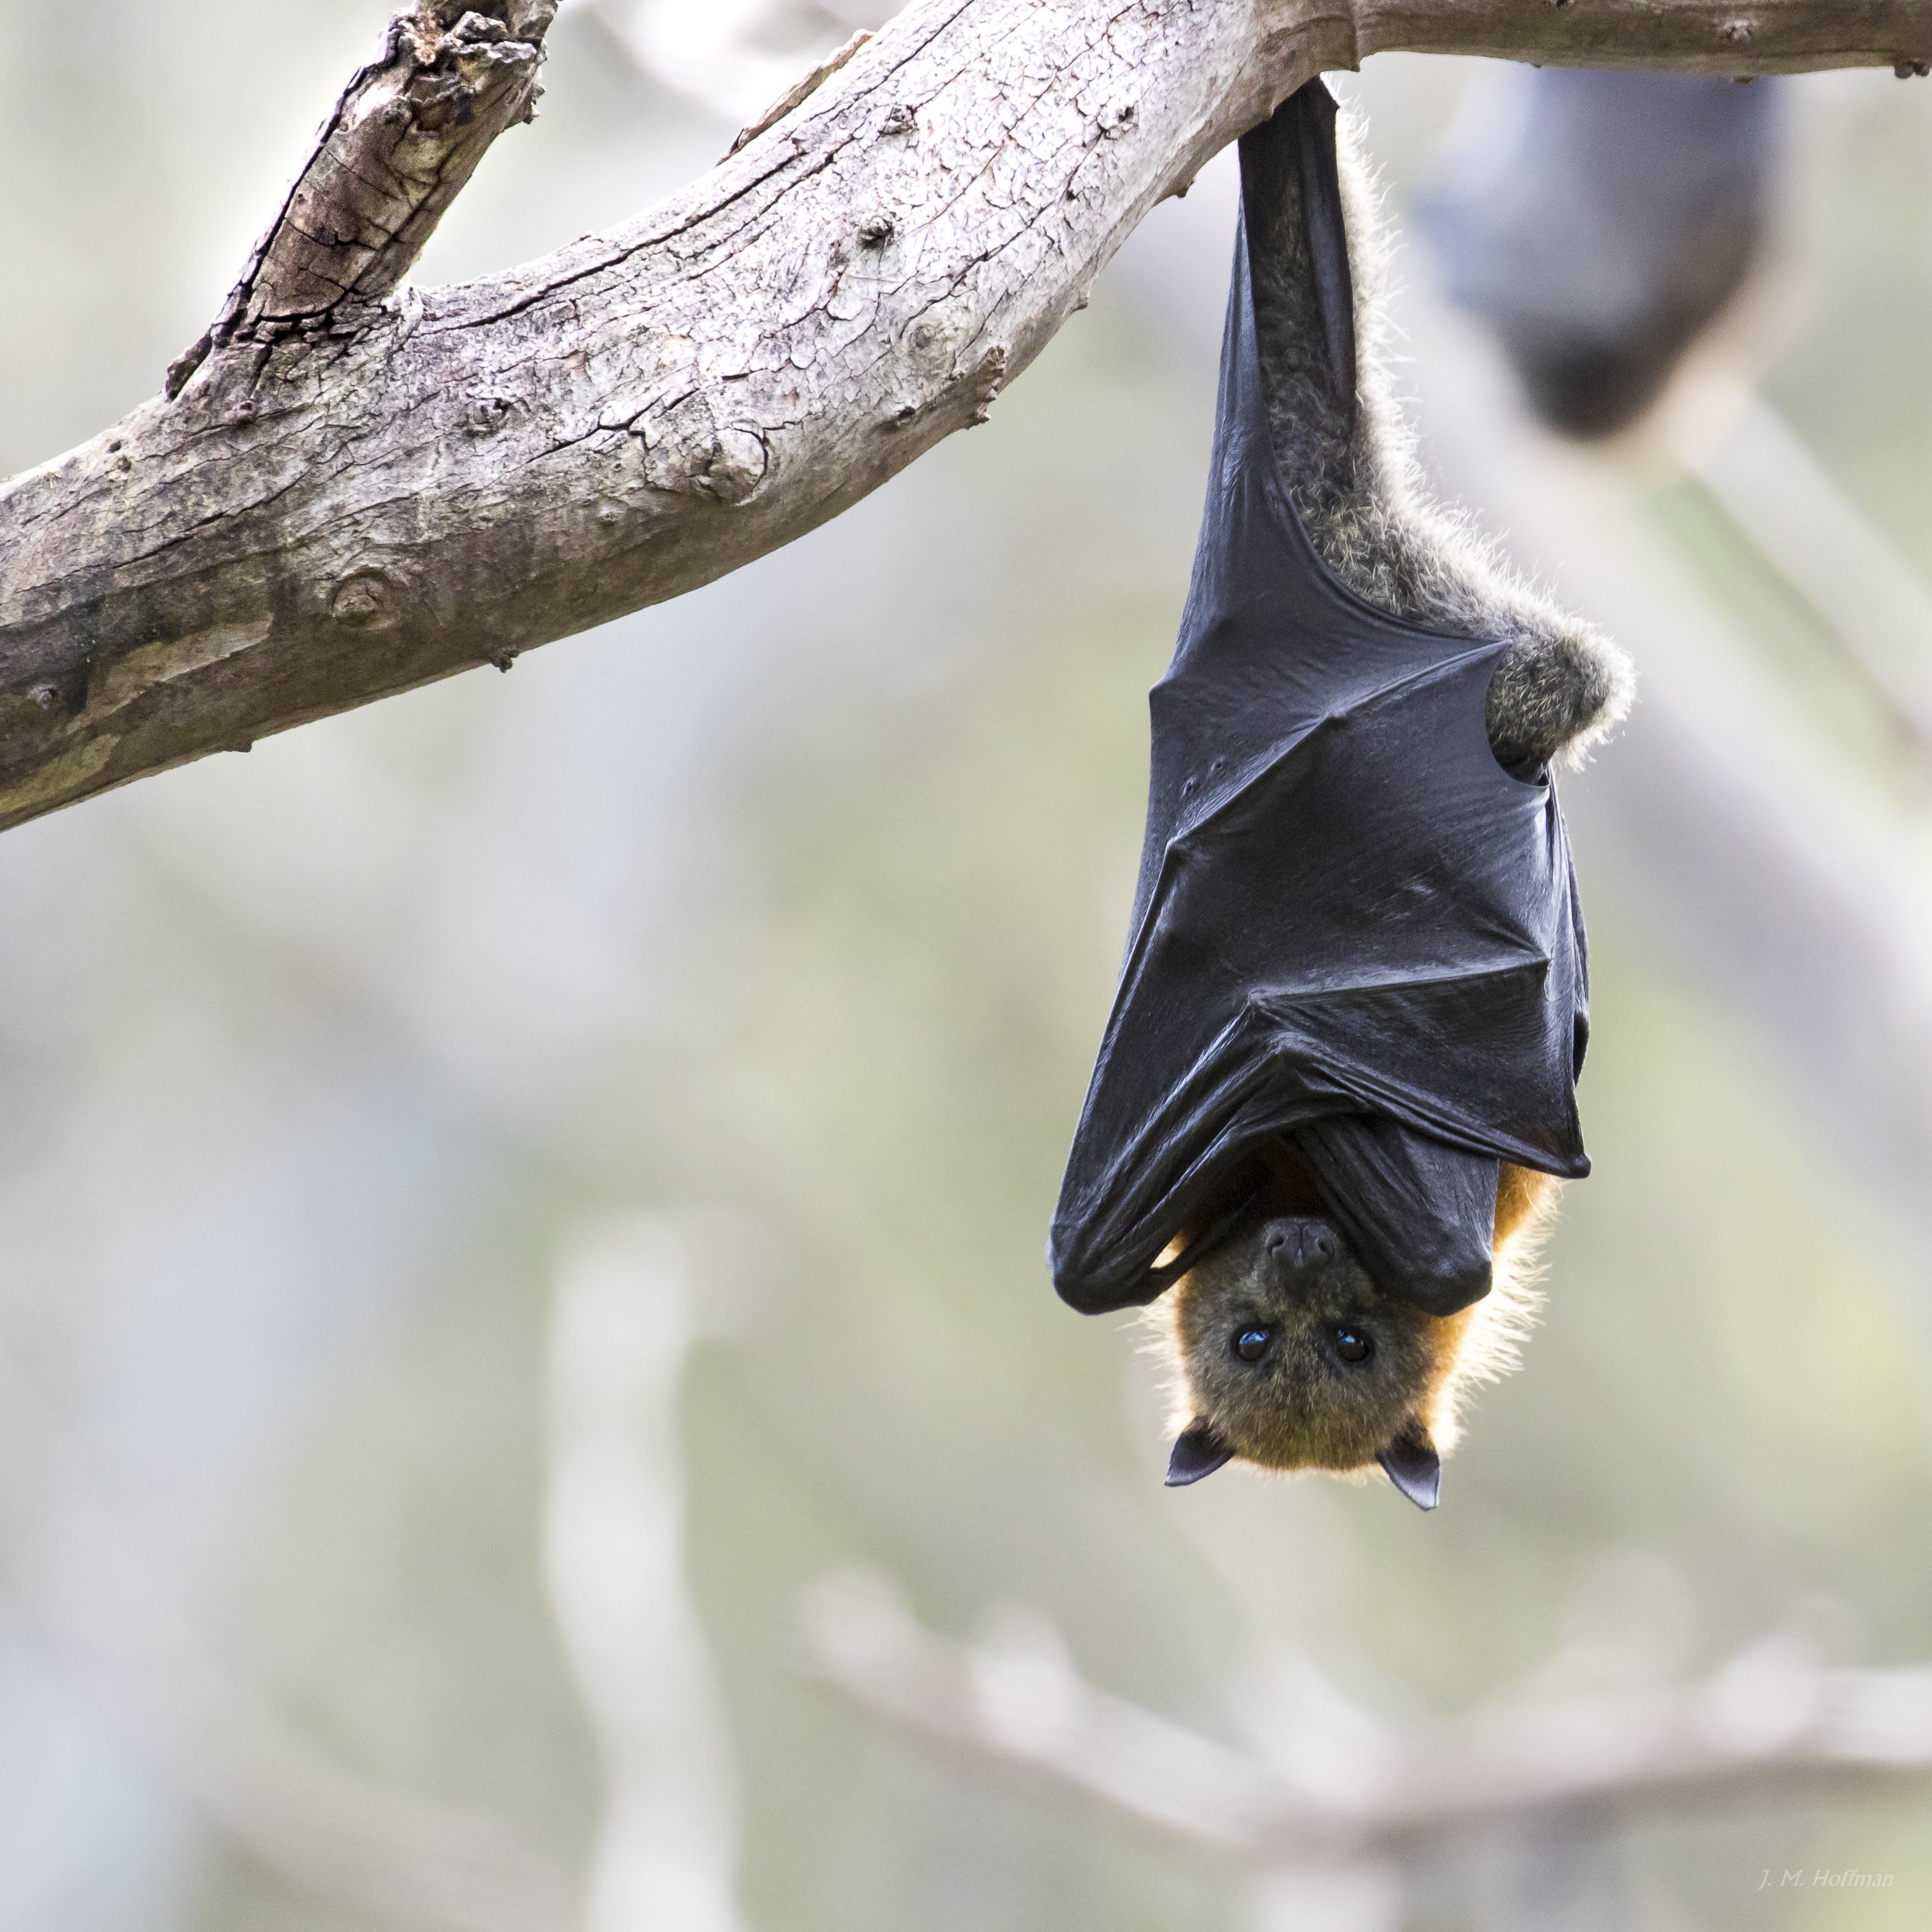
[
  {"left": 1048, "top": 83, "right": 1631, "bottom": 1509},
  {"left": 1155, "top": 1144, "right": 1558, "bottom": 1508}
]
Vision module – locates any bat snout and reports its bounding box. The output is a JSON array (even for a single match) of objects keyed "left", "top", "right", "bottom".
[{"left": 1261, "top": 1216, "right": 1342, "bottom": 1277}]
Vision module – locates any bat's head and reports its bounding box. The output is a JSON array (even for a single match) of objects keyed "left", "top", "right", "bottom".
[
  {"left": 1162, "top": 1209, "right": 1460, "bottom": 1506},
  {"left": 1151, "top": 1148, "right": 1553, "bottom": 1508}
]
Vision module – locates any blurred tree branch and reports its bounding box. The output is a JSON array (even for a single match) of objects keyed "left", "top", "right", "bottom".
[
  {"left": 805, "top": 1571, "right": 1932, "bottom": 1866},
  {"left": 544, "top": 1219, "right": 750, "bottom": 1932},
  {"left": 1, "top": 1, "right": 1926, "bottom": 832}
]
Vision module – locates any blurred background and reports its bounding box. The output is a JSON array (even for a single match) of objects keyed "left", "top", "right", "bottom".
[{"left": 2, "top": 3, "right": 1931, "bottom": 1928}]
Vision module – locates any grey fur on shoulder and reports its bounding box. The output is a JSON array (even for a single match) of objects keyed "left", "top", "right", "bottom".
[{"left": 1247, "top": 103, "right": 1634, "bottom": 777}]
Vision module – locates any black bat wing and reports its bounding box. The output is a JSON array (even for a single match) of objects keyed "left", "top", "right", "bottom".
[{"left": 1049, "top": 81, "right": 1590, "bottom": 1318}]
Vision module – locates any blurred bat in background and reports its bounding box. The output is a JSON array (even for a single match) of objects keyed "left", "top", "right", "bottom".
[{"left": 1417, "top": 68, "right": 1781, "bottom": 437}]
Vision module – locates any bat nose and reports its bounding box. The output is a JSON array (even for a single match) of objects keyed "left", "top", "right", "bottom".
[{"left": 1262, "top": 1216, "right": 1339, "bottom": 1275}]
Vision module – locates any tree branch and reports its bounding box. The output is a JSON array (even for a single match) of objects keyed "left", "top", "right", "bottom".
[
  {"left": 543, "top": 1219, "right": 750, "bottom": 1932},
  {"left": 804, "top": 1573, "right": 1932, "bottom": 1864},
  {"left": 2, "top": 0, "right": 1925, "bottom": 830},
  {"left": 165, "top": 2, "right": 562, "bottom": 403}
]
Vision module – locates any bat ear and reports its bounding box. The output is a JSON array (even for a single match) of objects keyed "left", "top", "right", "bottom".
[
  {"left": 1165, "top": 1420, "right": 1235, "bottom": 1487},
  {"left": 1377, "top": 1426, "right": 1441, "bottom": 1512}
]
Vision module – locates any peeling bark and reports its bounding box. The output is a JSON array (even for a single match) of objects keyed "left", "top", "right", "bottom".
[{"left": 2, "top": 0, "right": 1927, "bottom": 831}]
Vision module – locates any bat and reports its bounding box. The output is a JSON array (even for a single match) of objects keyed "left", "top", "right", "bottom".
[
  {"left": 1417, "top": 66, "right": 1779, "bottom": 438},
  {"left": 1049, "top": 80, "right": 1631, "bottom": 1507}
]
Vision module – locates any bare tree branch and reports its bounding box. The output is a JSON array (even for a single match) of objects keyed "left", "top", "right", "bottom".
[
  {"left": 165, "top": 2, "right": 562, "bottom": 402},
  {"left": 1672, "top": 383, "right": 1932, "bottom": 750},
  {"left": 725, "top": 29, "right": 876, "bottom": 160},
  {"left": 544, "top": 1219, "right": 750, "bottom": 1932},
  {"left": 804, "top": 1572, "right": 1932, "bottom": 1866},
  {"left": 2, "top": 0, "right": 1926, "bottom": 831}
]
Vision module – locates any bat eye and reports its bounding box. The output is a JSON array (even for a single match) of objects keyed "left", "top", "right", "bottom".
[
  {"left": 1233, "top": 1328, "right": 1271, "bottom": 1363},
  {"left": 1332, "top": 1328, "right": 1373, "bottom": 1365}
]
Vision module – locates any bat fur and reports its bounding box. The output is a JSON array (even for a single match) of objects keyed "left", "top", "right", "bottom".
[
  {"left": 1248, "top": 105, "right": 1634, "bottom": 777},
  {"left": 1154, "top": 103, "right": 1630, "bottom": 1502}
]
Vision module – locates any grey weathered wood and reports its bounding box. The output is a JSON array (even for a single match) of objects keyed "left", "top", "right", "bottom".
[
  {"left": 2, "top": 0, "right": 1926, "bottom": 831},
  {"left": 165, "top": 1, "right": 563, "bottom": 403}
]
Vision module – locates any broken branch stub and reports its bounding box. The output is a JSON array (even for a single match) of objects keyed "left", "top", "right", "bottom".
[
  {"left": 3, "top": 0, "right": 1930, "bottom": 833},
  {"left": 726, "top": 28, "right": 875, "bottom": 160},
  {"left": 166, "top": 2, "right": 560, "bottom": 399}
]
